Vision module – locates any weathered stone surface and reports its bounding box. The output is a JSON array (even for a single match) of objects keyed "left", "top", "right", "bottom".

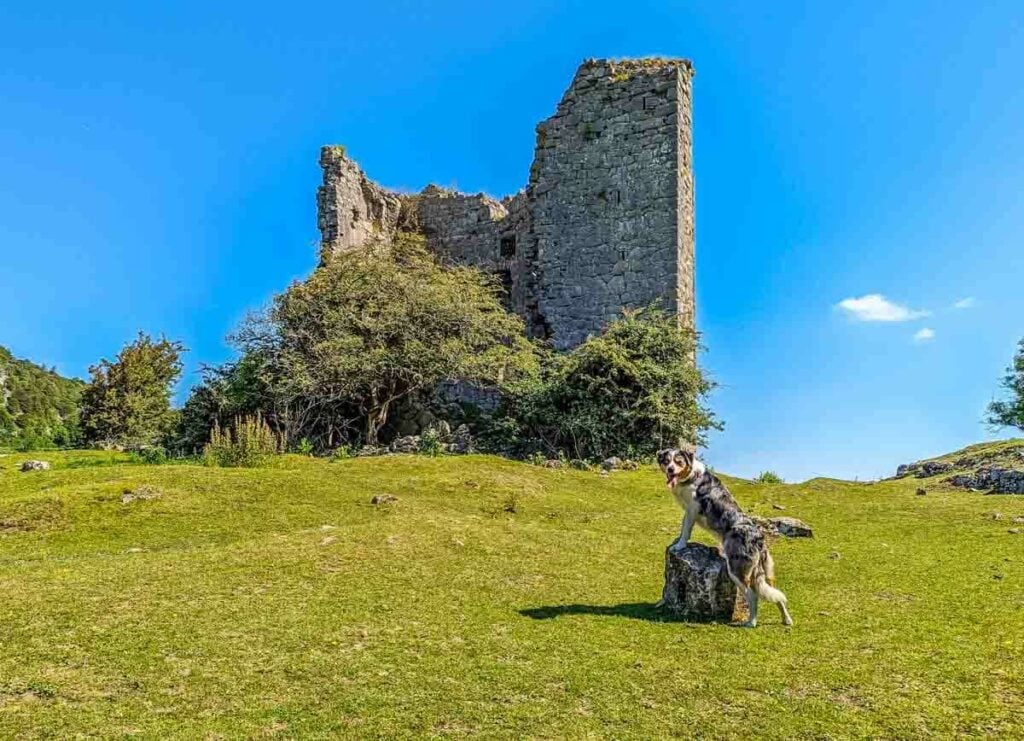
[
  {"left": 317, "top": 57, "right": 696, "bottom": 350},
  {"left": 773, "top": 517, "right": 814, "bottom": 538},
  {"left": 949, "top": 467, "right": 1024, "bottom": 494},
  {"left": 449, "top": 424, "right": 474, "bottom": 454},
  {"left": 371, "top": 494, "right": 398, "bottom": 506},
  {"left": 601, "top": 456, "right": 621, "bottom": 471},
  {"left": 355, "top": 445, "right": 386, "bottom": 457},
  {"left": 19, "top": 460, "right": 50, "bottom": 472},
  {"left": 896, "top": 460, "right": 954, "bottom": 478},
  {"left": 662, "top": 542, "right": 738, "bottom": 622},
  {"left": 751, "top": 515, "right": 814, "bottom": 538},
  {"left": 389, "top": 435, "right": 420, "bottom": 454}
]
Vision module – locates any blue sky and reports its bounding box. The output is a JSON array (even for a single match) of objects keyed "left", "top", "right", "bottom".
[{"left": 2, "top": 1, "right": 1022, "bottom": 480}]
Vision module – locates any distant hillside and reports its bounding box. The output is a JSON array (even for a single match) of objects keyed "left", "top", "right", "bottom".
[
  {"left": 0, "top": 346, "right": 83, "bottom": 449},
  {"left": 894, "top": 439, "right": 1024, "bottom": 494}
]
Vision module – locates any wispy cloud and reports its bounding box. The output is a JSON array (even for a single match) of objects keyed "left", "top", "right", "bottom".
[
  {"left": 953, "top": 297, "right": 975, "bottom": 310},
  {"left": 913, "top": 327, "right": 935, "bottom": 342},
  {"left": 836, "top": 294, "right": 930, "bottom": 322}
]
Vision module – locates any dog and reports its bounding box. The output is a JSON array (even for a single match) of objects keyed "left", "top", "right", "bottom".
[{"left": 657, "top": 448, "right": 793, "bottom": 627}]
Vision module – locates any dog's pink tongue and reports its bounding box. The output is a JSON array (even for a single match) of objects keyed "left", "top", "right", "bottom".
[{"left": 667, "top": 475, "right": 678, "bottom": 489}]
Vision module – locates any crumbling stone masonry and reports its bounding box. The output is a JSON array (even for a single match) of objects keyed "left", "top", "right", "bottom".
[{"left": 317, "top": 57, "right": 696, "bottom": 349}]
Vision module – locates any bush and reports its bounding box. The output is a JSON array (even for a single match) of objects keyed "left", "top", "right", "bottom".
[
  {"left": 203, "top": 414, "right": 282, "bottom": 468},
  {"left": 418, "top": 427, "right": 444, "bottom": 457},
  {"left": 756, "top": 471, "right": 784, "bottom": 484},
  {"left": 329, "top": 445, "right": 352, "bottom": 461},
  {"left": 491, "top": 307, "right": 720, "bottom": 461},
  {"left": 130, "top": 446, "right": 168, "bottom": 465}
]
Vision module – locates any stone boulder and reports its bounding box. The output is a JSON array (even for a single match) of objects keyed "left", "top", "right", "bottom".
[
  {"left": 896, "top": 460, "right": 954, "bottom": 478},
  {"left": 751, "top": 515, "right": 814, "bottom": 538},
  {"left": 449, "top": 424, "right": 474, "bottom": 454},
  {"left": 389, "top": 435, "right": 421, "bottom": 454},
  {"left": 661, "top": 543, "right": 738, "bottom": 622},
  {"left": 19, "top": 460, "right": 51, "bottom": 472}
]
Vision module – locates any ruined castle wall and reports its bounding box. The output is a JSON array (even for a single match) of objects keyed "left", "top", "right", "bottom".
[
  {"left": 316, "top": 58, "right": 695, "bottom": 349},
  {"left": 529, "top": 59, "right": 694, "bottom": 349},
  {"left": 317, "top": 146, "right": 404, "bottom": 262}
]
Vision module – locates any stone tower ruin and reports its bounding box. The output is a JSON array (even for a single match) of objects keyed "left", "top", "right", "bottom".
[{"left": 317, "top": 57, "right": 695, "bottom": 349}]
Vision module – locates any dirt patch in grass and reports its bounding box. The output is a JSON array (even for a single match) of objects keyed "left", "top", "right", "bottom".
[{"left": 0, "top": 497, "right": 64, "bottom": 533}]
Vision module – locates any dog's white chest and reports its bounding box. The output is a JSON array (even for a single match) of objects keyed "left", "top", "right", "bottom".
[{"left": 672, "top": 482, "right": 697, "bottom": 512}]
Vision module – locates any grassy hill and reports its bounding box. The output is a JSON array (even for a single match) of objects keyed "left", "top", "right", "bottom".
[
  {"left": 0, "top": 346, "right": 83, "bottom": 450},
  {"left": 0, "top": 449, "right": 1021, "bottom": 738}
]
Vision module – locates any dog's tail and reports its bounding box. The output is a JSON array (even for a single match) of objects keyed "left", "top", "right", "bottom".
[{"left": 753, "top": 546, "right": 788, "bottom": 605}]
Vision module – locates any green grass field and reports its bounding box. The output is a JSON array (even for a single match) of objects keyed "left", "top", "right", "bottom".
[{"left": 0, "top": 449, "right": 1022, "bottom": 738}]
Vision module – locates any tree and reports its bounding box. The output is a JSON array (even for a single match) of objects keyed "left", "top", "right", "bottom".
[
  {"left": 987, "top": 338, "right": 1024, "bottom": 432},
  {"left": 232, "top": 234, "right": 537, "bottom": 446},
  {"left": 80, "top": 333, "right": 185, "bottom": 447},
  {"left": 493, "top": 307, "right": 721, "bottom": 460}
]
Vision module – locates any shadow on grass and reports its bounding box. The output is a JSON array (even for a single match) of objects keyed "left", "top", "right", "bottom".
[{"left": 519, "top": 602, "right": 682, "bottom": 623}]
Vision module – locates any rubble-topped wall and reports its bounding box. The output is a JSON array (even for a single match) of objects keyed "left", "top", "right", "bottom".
[{"left": 316, "top": 57, "right": 695, "bottom": 349}]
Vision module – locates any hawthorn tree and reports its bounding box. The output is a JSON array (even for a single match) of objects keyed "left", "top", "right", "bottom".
[
  {"left": 987, "top": 338, "right": 1024, "bottom": 432},
  {"left": 232, "top": 234, "right": 537, "bottom": 446},
  {"left": 80, "top": 332, "right": 185, "bottom": 447}
]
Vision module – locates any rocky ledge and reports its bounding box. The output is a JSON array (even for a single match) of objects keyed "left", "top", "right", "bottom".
[{"left": 895, "top": 442, "right": 1024, "bottom": 495}]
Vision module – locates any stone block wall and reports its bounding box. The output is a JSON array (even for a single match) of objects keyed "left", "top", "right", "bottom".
[{"left": 316, "top": 57, "right": 696, "bottom": 349}]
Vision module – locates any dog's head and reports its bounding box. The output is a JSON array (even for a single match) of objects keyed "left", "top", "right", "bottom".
[{"left": 657, "top": 448, "right": 696, "bottom": 489}]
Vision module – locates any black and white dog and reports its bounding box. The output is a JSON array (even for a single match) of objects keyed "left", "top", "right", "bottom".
[{"left": 657, "top": 448, "right": 793, "bottom": 627}]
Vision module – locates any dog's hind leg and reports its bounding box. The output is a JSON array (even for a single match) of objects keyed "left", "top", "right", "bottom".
[{"left": 724, "top": 559, "right": 758, "bottom": 628}]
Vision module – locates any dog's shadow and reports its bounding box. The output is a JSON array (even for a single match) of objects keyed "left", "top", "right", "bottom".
[{"left": 520, "top": 602, "right": 685, "bottom": 623}]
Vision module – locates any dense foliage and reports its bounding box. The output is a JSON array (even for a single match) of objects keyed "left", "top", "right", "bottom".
[
  {"left": 485, "top": 308, "right": 720, "bottom": 460},
  {"left": 183, "top": 235, "right": 538, "bottom": 450},
  {"left": 0, "top": 346, "right": 83, "bottom": 450},
  {"left": 80, "top": 333, "right": 185, "bottom": 448},
  {"left": 987, "top": 338, "right": 1024, "bottom": 431}
]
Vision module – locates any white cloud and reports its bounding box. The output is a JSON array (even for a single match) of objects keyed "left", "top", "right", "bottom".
[
  {"left": 953, "top": 297, "right": 975, "bottom": 309},
  {"left": 913, "top": 327, "right": 935, "bottom": 342},
  {"left": 836, "top": 294, "right": 930, "bottom": 322}
]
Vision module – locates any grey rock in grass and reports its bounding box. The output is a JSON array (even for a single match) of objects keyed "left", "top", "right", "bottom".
[
  {"left": 752, "top": 515, "right": 813, "bottom": 538},
  {"left": 773, "top": 517, "right": 813, "bottom": 538},
  {"left": 449, "top": 424, "right": 474, "bottom": 454},
  {"left": 371, "top": 494, "right": 398, "bottom": 506},
  {"left": 389, "top": 435, "right": 421, "bottom": 454},
  {"left": 601, "top": 457, "right": 621, "bottom": 471},
  {"left": 661, "top": 542, "right": 738, "bottom": 622},
  {"left": 19, "top": 460, "right": 51, "bottom": 472}
]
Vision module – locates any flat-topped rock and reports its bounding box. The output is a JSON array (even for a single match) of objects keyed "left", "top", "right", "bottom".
[
  {"left": 661, "top": 543, "right": 738, "bottom": 622},
  {"left": 19, "top": 460, "right": 51, "bottom": 472}
]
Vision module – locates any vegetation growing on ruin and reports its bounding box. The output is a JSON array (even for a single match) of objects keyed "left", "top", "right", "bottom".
[{"left": 0, "top": 448, "right": 1020, "bottom": 737}]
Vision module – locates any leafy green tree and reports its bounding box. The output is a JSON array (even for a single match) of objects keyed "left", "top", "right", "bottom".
[
  {"left": 80, "top": 333, "right": 185, "bottom": 447},
  {"left": 493, "top": 307, "right": 720, "bottom": 460},
  {"left": 987, "top": 338, "right": 1024, "bottom": 431},
  {"left": 232, "top": 234, "right": 538, "bottom": 446}
]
